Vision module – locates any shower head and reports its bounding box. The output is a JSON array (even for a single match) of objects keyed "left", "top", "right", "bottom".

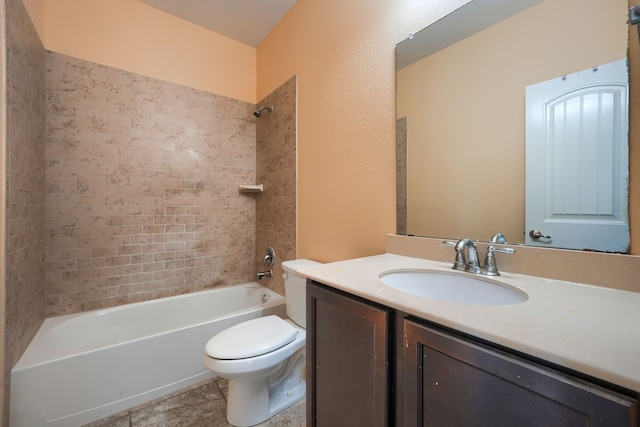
[{"left": 253, "top": 106, "right": 273, "bottom": 118}]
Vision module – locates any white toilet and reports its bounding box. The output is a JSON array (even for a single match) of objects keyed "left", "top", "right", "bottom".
[{"left": 204, "top": 259, "right": 319, "bottom": 427}]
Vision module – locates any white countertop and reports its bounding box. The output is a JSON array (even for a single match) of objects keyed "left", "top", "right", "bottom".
[{"left": 297, "top": 253, "right": 640, "bottom": 393}]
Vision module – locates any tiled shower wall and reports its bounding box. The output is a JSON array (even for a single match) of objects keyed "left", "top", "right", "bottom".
[
  {"left": 3, "top": 2, "right": 298, "bottom": 421},
  {"left": 255, "top": 77, "right": 297, "bottom": 296},
  {"left": 396, "top": 117, "right": 407, "bottom": 235},
  {"left": 4, "top": 0, "right": 46, "bottom": 417},
  {"left": 45, "top": 53, "right": 258, "bottom": 316}
]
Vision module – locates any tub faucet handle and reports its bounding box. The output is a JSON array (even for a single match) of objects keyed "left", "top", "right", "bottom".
[{"left": 263, "top": 247, "right": 275, "bottom": 267}]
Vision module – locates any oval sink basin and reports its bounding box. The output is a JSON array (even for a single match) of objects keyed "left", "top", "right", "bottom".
[{"left": 379, "top": 270, "right": 528, "bottom": 305}]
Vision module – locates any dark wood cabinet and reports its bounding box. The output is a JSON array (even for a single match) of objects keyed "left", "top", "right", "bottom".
[
  {"left": 307, "top": 281, "right": 639, "bottom": 427},
  {"left": 403, "top": 319, "right": 639, "bottom": 427},
  {"left": 306, "top": 281, "right": 391, "bottom": 427}
]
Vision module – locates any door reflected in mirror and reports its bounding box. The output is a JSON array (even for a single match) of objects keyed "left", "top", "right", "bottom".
[
  {"left": 396, "top": 0, "right": 630, "bottom": 252},
  {"left": 525, "top": 59, "right": 629, "bottom": 252}
]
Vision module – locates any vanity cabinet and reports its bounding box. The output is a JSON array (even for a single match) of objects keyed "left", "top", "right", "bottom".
[
  {"left": 306, "top": 281, "right": 391, "bottom": 427},
  {"left": 404, "top": 319, "right": 638, "bottom": 426},
  {"left": 307, "top": 280, "right": 639, "bottom": 427}
]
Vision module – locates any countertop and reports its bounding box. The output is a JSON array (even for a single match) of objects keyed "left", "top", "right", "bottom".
[{"left": 297, "top": 253, "right": 640, "bottom": 393}]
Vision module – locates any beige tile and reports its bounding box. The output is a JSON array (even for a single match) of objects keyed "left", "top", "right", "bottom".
[
  {"left": 5, "top": 0, "right": 47, "bottom": 386},
  {"left": 45, "top": 52, "right": 260, "bottom": 315},
  {"left": 84, "top": 379, "right": 305, "bottom": 427},
  {"left": 83, "top": 412, "right": 130, "bottom": 427},
  {"left": 130, "top": 381, "right": 225, "bottom": 427},
  {"left": 255, "top": 76, "right": 298, "bottom": 297},
  {"left": 258, "top": 400, "right": 306, "bottom": 427}
]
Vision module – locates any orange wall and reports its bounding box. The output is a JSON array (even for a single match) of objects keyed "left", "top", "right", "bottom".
[
  {"left": 20, "top": 0, "right": 44, "bottom": 40},
  {"left": 40, "top": 0, "right": 256, "bottom": 103},
  {"left": 28, "top": 0, "right": 473, "bottom": 263},
  {"left": 27, "top": 0, "right": 640, "bottom": 263},
  {"left": 257, "top": 0, "right": 472, "bottom": 262}
]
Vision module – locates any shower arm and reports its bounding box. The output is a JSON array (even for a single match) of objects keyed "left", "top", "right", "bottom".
[{"left": 253, "top": 105, "right": 274, "bottom": 118}]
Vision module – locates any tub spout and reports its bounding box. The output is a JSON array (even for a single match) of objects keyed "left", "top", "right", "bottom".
[{"left": 256, "top": 270, "right": 273, "bottom": 280}]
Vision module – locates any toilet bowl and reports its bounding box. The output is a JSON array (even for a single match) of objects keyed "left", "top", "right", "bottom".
[{"left": 204, "top": 259, "right": 319, "bottom": 427}]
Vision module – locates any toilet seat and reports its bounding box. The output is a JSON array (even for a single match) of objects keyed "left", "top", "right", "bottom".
[{"left": 205, "top": 315, "right": 297, "bottom": 360}]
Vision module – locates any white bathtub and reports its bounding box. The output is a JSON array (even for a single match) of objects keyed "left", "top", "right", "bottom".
[{"left": 10, "top": 283, "right": 286, "bottom": 427}]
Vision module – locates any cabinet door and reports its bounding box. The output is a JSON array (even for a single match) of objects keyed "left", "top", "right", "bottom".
[
  {"left": 404, "top": 319, "right": 638, "bottom": 427},
  {"left": 307, "top": 281, "right": 391, "bottom": 427}
]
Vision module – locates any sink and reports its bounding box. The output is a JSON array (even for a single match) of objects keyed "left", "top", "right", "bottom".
[{"left": 379, "top": 270, "right": 528, "bottom": 305}]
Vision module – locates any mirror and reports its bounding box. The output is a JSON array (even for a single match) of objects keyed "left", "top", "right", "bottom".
[{"left": 396, "top": 0, "right": 630, "bottom": 252}]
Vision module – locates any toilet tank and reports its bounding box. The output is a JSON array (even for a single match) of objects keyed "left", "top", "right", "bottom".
[{"left": 281, "top": 259, "right": 321, "bottom": 328}]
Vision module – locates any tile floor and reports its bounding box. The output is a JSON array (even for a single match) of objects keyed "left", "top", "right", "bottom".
[{"left": 83, "top": 378, "right": 306, "bottom": 427}]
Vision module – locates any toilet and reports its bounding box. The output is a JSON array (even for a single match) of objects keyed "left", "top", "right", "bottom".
[{"left": 204, "top": 259, "right": 319, "bottom": 427}]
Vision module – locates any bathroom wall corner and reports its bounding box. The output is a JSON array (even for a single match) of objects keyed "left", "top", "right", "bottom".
[
  {"left": 0, "top": 0, "right": 5, "bottom": 422},
  {"left": 255, "top": 75, "right": 297, "bottom": 296},
  {"left": 3, "top": 0, "right": 47, "bottom": 423}
]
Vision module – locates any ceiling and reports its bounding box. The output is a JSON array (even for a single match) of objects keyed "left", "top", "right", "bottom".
[{"left": 137, "top": 0, "right": 298, "bottom": 47}]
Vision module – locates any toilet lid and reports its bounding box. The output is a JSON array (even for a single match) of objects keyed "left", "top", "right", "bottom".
[{"left": 205, "top": 315, "right": 297, "bottom": 360}]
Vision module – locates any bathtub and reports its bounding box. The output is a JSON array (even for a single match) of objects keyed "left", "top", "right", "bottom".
[{"left": 10, "top": 283, "right": 286, "bottom": 427}]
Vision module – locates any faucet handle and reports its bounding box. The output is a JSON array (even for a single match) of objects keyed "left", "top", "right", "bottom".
[
  {"left": 263, "top": 247, "right": 276, "bottom": 267},
  {"left": 489, "top": 233, "right": 507, "bottom": 244},
  {"left": 490, "top": 246, "right": 515, "bottom": 255},
  {"left": 483, "top": 246, "right": 515, "bottom": 276},
  {"left": 442, "top": 240, "right": 466, "bottom": 271}
]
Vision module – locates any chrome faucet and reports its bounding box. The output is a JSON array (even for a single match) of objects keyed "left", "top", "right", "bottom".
[
  {"left": 256, "top": 270, "right": 273, "bottom": 280},
  {"left": 454, "top": 238, "right": 482, "bottom": 273},
  {"left": 443, "top": 239, "right": 515, "bottom": 276}
]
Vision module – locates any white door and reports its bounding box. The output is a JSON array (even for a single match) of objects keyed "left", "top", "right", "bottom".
[{"left": 525, "top": 59, "right": 629, "bottom": 252}]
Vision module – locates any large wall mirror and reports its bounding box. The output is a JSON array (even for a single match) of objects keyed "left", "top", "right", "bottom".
[{"left": 396, "top": 0, "right": 633, "bottom": 253}]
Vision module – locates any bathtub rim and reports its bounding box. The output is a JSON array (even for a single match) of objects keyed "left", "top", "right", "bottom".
[{"left": 13, "top": 282, "right": 285, "bottom": 370}]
